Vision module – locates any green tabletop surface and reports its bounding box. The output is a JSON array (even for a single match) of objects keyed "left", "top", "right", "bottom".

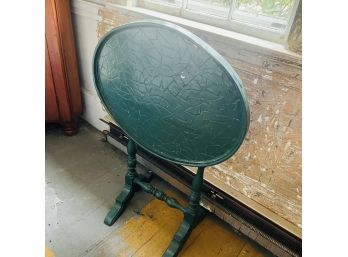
[{"left": 93, "top": 20, "right": 250, "bottom": 167}]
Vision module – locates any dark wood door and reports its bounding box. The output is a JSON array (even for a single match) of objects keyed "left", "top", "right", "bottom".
[{"left": 45, "top": 0, "right": 82, "bottom": 135}]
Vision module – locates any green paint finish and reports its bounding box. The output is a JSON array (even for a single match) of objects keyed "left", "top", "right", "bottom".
[
  {"left": 93, "top": 20, "right": 249, "bottom": 167},
  {"left": 135, "top": 179, "right": 186, "bottom": 213},
  {"left": 94, "top": 21, "right": 249, "bottom": 257},
  {"left": 104, "top": 139, "right": 138, "bottom": 226},
  {"left": 104, "top": 139, "right": 207, "bottom": 257},
  {"left": 164, "top": 167, "right": 207, "bottom": 257}
]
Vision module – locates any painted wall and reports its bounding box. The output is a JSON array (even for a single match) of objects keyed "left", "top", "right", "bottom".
[
  {"left": 71, "top": 1, "right": 109, "bottom": 132},
  {"left": 71, "top": 0, "right": 302, "bottom": 237}
]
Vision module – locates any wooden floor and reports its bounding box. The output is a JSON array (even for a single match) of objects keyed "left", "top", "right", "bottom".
[
  {"left": 46, "top": 191, "right": 270, "bottom": 257},
  {"left": 114, "top": 191, "right": 268, "bottom": 257}
]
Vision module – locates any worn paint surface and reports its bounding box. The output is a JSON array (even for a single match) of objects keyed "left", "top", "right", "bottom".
[
  {"left": 117, "top": 191, "right": 268, "bottom": 257},
  {"left": 96, "top": 7, "right": 302, "bottom": 232},
  {"left": 45, "top": 246, "right": 55, "bottom": 257}
]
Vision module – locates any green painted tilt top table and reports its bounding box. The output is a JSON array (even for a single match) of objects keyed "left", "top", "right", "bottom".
[{"left": 93, "top": 20, "right": 250, "bottom": 257}]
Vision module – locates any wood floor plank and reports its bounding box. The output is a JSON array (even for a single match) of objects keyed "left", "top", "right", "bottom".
[
  {"left": 237, "top": 243, "right": 266, "bottom": 257},
  {"left": 117, "top": 191, "right": 269, "bottom": 257},
  {"left": 180, "top": 217, "right": 245, "bottom": 257}
]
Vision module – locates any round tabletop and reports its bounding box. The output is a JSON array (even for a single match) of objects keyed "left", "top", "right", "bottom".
[{"left": 93, "top": 20, "right": 250, "bottom": 167}]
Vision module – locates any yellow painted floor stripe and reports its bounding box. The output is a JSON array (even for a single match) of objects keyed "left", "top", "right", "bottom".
[
  {"left": 45, "top": 246, "right": 55, "bottom": 257},
  {"left": 118, "top": 191, "right": 267, "bottom": 257}
]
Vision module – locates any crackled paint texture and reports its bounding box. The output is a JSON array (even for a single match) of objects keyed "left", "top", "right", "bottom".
[
  {"left": 94, "top": 22, "right": 249, "bottom": 166},
  {"left": 96, "top": 7, "right": 302, "bottom": 231}
]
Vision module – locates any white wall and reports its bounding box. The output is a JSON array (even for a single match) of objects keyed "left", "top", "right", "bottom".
[{"left": 71, "top": 0, "right": 109, "bottom": 131}]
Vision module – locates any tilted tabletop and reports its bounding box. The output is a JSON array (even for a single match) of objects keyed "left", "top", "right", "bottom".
[{"left": 93, "top": 20, "right": 250, "bottom": 167}]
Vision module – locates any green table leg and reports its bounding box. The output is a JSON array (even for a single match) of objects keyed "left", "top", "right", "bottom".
[
  {"left": 163, "top": 167, "right": 207, "bottom": 257},
  {"left": 104, "top": 139, "right": 138, "bottom": 226},
  {"left": 104, "top": 143, "right": 207, "bottom": 257}
]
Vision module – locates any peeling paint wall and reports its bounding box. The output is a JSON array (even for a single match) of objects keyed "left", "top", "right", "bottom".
[
  {"left": 199, "top": 30, "right": 302, "bottom": 230},
  {"left": 72, "top": 0, "right": 301, "bottom": 236}
]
